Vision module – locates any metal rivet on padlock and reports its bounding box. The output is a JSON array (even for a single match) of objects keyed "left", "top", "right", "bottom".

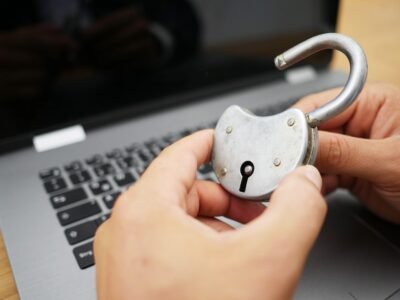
[{"left": 212, "top": 33, "right": 367, "bottom": 201}]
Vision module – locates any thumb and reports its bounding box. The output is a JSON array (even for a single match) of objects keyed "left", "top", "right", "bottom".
[
  {"left": 317, "top": 131, "right": 392, "bottom": 182},
  {"left": 241, "top": 166, "right": 326, "bottom": 260}
]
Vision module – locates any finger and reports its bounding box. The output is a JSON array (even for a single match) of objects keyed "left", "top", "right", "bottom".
[
  {"left": 293, "top": 84, "right": 400, "bottom": 139},
  {"left": 321, "top": 174, "right": 339, "bottom": 195},
  {"left": 292, "top": 87, "right": 358, "bottom": 131},
  {"left": 240, "top": 166, "right": 326, "bottom": 259},
  {"left": 126, "top": 130, "right": 214, "bottom": 209},
  {"left": 187, "top": 180, "right": 265, "bottom": 224},
  {"left": 196, "top": 216, "right": 235, "bottom": 232},
  {"left": 316, "top": 131, "right": 397, "bottom": 183},
  {"left": 356, "top": 187, "right": 400, "bottom": 225}
]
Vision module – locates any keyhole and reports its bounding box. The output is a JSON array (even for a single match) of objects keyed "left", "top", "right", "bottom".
[{"left": 239, "top": 161, "right": 255, "bottom": 193}]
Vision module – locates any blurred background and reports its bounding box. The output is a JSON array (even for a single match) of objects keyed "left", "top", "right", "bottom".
[{"left": 332, "top": 0, "right": 400, "bottom": 86}]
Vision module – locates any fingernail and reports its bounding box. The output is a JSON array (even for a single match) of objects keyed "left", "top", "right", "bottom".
[{"left": 302, "top": 166, "right": 322, "bottom": 190}]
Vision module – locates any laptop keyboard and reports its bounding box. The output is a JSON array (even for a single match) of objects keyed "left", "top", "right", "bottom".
[{"left": 38, "top": 98, "right": 297, "bottom": 270}]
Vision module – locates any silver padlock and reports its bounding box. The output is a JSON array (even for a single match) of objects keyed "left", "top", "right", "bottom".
[{"left": 212, "top": 33, "right": 368, "bottom": 200}]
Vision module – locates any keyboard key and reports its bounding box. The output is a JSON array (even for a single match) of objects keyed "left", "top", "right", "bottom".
[
  {"left": 43, "top": 177, "right": 67, "bottom": 194},
  {"left": 106, "top": 148, "right": 124, "bottom": 159},
  {"left": 180, "top": 129, "right": 192, "bottom": 137},
  {"left": 133, "top": 164, "right": 146, "bottom": 176},
  {"left": 156, "top": 139, "right": 169, "bottom": 150},
  {"left": 114, "top": 172, "right": 136, "bottom": 187},
  {"left": 65, "top": 220, "right": 97, "bottom": 245},
  {"left": 125, "top": 143, "right": 142, "bottom": 154},
  {"left": 89, "top": 180, "right": 113, "bottom": 195},
  {"left": 64, "top": 161, "right": 83, "bottom": 173},
  {"left": 70, "top": 170, "right": 92, "bottom": 185},
  {"left": 199, "top": 163, "right": 214, "bottom": 175},
  {"left": 102, "top": 192, "right": 121, "bottom": 209},
  {"left": 95, "top": 214, "right": 111, "bottom": 226},
  {"left": 147, "top": 143, "right": 162, "bottom": 157},
  {"left": 116, "top": 156, "right": 138, "bottom": 170},
  {"left": 85, "top": 154, "right": 103, "bottom": 166},
  {"left": 144, "top": 140, "right": 158, "bottom": 150},
  {"left": 94, "top": 163, "right": 116, "bottom": 177},
  {"left": 50, "top": 187, "right": 88, "bottom": 209},
  {"left": 39, "top": 167, "right": 61, "bottom": 180},
  {"left": 137, "top": 149, "right": 154, "bottom": 163},
  {"left": 73, "top": 241, "right": 94, "bottom": 269},
  {"left": 57, "top": 200, "right": 101, "bottom": 226},
  {"left": 164, "top": 132, "right": 182, "bottom": 144}
]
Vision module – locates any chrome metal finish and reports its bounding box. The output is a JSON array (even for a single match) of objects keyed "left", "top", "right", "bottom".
[
  {"left": 243, "top": 165, "right": 254, "bottom": 175},
  {"left": 287, "top": 118, "right": 296, "bottom": 127},
  {"left": 275, "top": 33, "right": 368, "bottom": 127},
  {"left": 220, "top": 167, "right": 228, "bottom": 176},
  {"left": 212, "top": 33, "right": 367, "bottom": 200},
  {"left": 212, "top": 106, "right": 309, "bottom": 200},
  {"left": 273, "top": 158, "right": 281, "bottom": 166}
]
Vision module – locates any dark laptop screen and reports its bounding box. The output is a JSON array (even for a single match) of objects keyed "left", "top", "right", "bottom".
[{"left": 0, "top": 0, "right": 337, "bottom": 149}]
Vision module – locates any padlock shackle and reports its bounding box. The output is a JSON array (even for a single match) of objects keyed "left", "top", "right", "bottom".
[{"left": 274, "top": 33, "right": 368, "bottom": 127}]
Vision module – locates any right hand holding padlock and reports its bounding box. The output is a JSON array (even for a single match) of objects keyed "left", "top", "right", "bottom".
[{"left": 293, "top": 83, "right": 400, "bottom": 224}]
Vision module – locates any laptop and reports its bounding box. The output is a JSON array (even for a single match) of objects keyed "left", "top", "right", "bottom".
[{"left": 0, "top": 0, "right": 399, "bottom": 299}]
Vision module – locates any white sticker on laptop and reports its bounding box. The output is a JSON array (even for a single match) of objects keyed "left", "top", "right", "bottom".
[
  {"left": 33, "top": 125, "right": 86, "bottom": 152},
  {"left": 284, "top": 66, "right": 317, "bottom": 84}
]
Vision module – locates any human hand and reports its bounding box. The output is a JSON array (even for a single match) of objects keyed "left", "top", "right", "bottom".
[
  {"left": 81, "top": 8, "right": 162, "bottom": 71},
  {"left": 293, "top": 83, "right": 400, "bottom": 224},
  {"left": 94, "top": 130, "right": 326, "bottom": 300}
]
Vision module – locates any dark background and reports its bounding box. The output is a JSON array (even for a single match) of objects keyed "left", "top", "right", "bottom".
[{"left": 0, "top": 0, "right": 338, "bottom": 151}]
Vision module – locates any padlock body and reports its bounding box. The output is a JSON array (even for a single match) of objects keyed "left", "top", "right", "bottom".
[{"left": 212, "top": 105, "right": 314, "bottom": 201}]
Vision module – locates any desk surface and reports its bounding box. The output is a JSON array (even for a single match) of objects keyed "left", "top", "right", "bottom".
[{"left": 1, "top": 0, "right": 399, "bottom": 299}]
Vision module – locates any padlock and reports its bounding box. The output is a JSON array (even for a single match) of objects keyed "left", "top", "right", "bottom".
[{"left": 212, "top": 33, "right": 368, "bottom": 200}]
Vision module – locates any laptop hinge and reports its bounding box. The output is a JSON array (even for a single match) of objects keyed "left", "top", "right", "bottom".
[
  {"left": 284, "top": 66, "right": 317, "bottom": 84},
  {"left": 33, "top": 125, "right": 86, "bottom": 153}
]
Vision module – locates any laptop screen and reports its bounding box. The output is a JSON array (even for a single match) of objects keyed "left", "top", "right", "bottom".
[{"left": 0, "top": 0, "right": 337, "bottom": 150}]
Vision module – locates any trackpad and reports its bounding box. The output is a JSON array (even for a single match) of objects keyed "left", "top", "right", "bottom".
[{"left": 296, "top": 190, "right": 400, "bottom": 300}]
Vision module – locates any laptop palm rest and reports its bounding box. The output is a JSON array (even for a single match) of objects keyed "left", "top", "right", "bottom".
[{"left": 296, "top": 190, "right": 400, "bottom": 300}]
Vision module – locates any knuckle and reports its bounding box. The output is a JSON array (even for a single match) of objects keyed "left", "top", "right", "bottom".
[
  {"left": 370, "top": 82, "right": 399, "bottom": 93},
  {"left": 369, "top": 83, "right": 400, "bottom": 104},
  {"left": 325, "top": 134, "right": 350, "bottom": 167},
  {"left": 383, "top": 137, "right": 400, "bottom": 173}
]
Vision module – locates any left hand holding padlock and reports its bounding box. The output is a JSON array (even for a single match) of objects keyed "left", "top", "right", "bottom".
[
  {"left": 94, "top": 130, "right": 326, "bottom": 300},
  {"left": 294, "top": 83, "right": 400, "bottom": 224}
]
